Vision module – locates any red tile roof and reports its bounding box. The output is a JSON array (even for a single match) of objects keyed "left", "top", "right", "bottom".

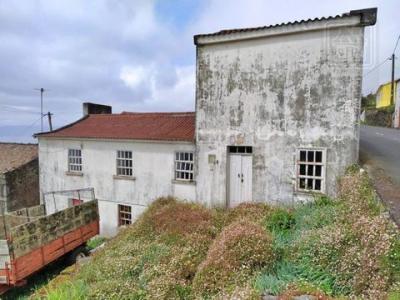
[
  {"left": 0, "top": 143, "right": 38, "bottom": 173},
  {"left": 35, "top": 112, "right": 195, "bottom": 142}
]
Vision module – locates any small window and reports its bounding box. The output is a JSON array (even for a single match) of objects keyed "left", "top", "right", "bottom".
[
  {"left": 175, "top": 152, "right": 194, "bottom": 181},
  {"left": 296, "top": 148, "right": 326, "bottom": 193},
  {"left": 228, "top": 146, "right": 252, "bottom": 154},
  {"left": 68, "top": 149, "right": 82, "bottom": 172},
  {"left": 117, "top": 150, "right": 133, "bottom": 176},
  {"left": 118, "top": 204, "right": 132, "bottom": 226}
]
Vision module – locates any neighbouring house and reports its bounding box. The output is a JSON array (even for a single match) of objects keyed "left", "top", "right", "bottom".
[
  {"left": 36, "top": 105, "right": 195, "bottom": 236},
  {"left": 374, "top": 79, "right": 400, "bottom": 128},
  {"left": 0, "top": 143, "right": 40, "bottom": 212},
  {"left": 36, "top": 8, "right": 377, "bottom": 236}
]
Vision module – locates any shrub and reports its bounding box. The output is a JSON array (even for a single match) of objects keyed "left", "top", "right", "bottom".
[
  {"left": 141, "top": 197, "right": 214, "bottom": 237},
  {"left": 266, "top": 208, "right": 295, "bottom": 232},
  {"left": 226, "top": 202, "right": 272, "bottom": 225},
  {"left": 193, "top": 220, "right": 275, "bottom": 296}
]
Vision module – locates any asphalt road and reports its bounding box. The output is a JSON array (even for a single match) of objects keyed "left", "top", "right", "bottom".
[{"left": 360, "top": 125, "right": 400, "bottom": 185}]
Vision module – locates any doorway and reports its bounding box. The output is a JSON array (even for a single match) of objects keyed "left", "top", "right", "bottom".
[{"left": 227, "top": 146, "right": 253, "bottom": 207}]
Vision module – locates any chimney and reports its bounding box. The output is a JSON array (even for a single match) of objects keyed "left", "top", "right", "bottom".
[{"left": 83, "top": 102, "right": 112, "bottom": 116}]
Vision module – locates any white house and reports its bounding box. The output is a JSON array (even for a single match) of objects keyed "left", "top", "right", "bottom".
[
  {"left": 37, "top": 109, "right": 196, "bottom": 236},
  {"left": 36, "top": 8, "right": 377, "bottom": 236}
]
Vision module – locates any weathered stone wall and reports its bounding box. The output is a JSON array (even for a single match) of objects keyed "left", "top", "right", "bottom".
[
  {"left": 9, "top": 200, "right": 98, "bottom": 258},
  {"left": 5, "top": 159, "right": 40, "bottom": 212},
  {"left": 0, "top": 205, "right": 46, "bottom": 239},
  {"left": 195, "top": 19, "right": 365, "bottom": 206}
]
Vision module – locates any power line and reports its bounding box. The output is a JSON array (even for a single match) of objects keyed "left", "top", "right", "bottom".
[
  {"left": 364, "top": 58, "right": 390, "bottom": 77},
  {"left": 393, "top": 34, "right": 400, "bottom": 54}
]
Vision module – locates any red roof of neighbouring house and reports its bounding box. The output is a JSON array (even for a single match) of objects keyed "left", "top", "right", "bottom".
[
  {"left": 35, "top": 112, "right": 195, "bottom": 142},
  {"left": 0, "top": 143, "right": 38, "bottom": 173}
]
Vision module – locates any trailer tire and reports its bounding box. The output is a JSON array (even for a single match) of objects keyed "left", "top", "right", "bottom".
[{"left": 67, "top": 246, "right": 89, "bottom": 265}]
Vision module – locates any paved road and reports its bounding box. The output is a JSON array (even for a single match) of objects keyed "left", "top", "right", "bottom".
[{"left": 360, "top": 125, "right": 400, "bottom": 185}]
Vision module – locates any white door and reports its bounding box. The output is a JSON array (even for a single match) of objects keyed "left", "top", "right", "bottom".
[{"left": 228, "top": 154, "right": 252, "bottom": 207}]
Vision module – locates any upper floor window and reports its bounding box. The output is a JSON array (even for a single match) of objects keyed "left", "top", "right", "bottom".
[
  {"left": 117, "top": 150, "right": 133, "bottom": 176},
  {"left": 296, "top": 148, "right": 326, "bottom": 193},
  {"left": 175, "top": 152, "right": 194, "bottom": 181},
  {"left": 68, "top": 149, "right": 82, "bottom": 172}
]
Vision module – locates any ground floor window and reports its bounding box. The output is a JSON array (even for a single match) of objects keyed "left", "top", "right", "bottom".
[
  {"left": 118, "top": 204, "right": 132, "bottom": 226},
  {"left": 175, "top": 152, "right": 194, "bottom": 181},
  {"left": 296, "top": 148, "right": 326, "bottom": 193}
]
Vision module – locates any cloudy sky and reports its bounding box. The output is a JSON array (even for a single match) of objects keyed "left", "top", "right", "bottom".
[{"left": 0, "top": 0, "right": 399, "bottom": 142}]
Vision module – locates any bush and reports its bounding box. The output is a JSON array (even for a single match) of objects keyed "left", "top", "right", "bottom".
[
  {"left": 226, "top": 202, "right": 272, "bottom": 225},
  {"left": 193, "top": 220, "right": 275, "bottom": 296},
  {"left": 266, "top": 208, "right": 295, "bottom": 232}
]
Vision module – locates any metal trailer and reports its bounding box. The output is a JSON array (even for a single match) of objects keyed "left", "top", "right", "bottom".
[{"left": 0, "top": 188, "right": 99, "bottom": 294}]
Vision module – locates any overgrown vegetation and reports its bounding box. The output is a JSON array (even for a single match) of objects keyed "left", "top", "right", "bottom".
[{"left": 23, "top": 168, "right": 399, "bottom": 299}]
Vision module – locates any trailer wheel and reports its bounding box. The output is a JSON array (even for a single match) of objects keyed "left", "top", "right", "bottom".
[{"left": 67, "top": 246, "right": 89, "bottom": 265}]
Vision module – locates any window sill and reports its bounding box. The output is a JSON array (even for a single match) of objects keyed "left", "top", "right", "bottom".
[
  {"left": 113, "top": 175, "right": 136, "bottom": 181},
  {"left": 65, "top": 171, "right": 83, "bottom": 177},
  {"left": 172, "top": 179, "right": 196, "bottom": 185},
  {"left": 294, "top": 190, "right": 325, "bottom": 196}
]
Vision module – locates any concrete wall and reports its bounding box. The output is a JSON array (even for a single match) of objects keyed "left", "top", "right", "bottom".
[
  {"left": 38, "top": 138, "right": 196, "bottom": 236},
  {"left": 195, "top": 20, "right": 365, "bottom": 206},
  {"left": 4, "top": 159, "right": 40, "bottom": 212}
]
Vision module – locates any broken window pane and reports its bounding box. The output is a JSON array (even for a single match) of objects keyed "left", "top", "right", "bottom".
[
  {"left": 307, "top": 151, "right": 314, "bottom": 162},
  {"left": 316, "top": 151, "right": 322, "bottom": 162},
  {"left": 299, "top": 178, "right": 306, "bottom": 189},
  {"left": 299, "top": 164, "right": 306, "bottom": 175},
  {"left": 315, "top": 179, "right": 321, "bottom": 190},
  {"left": 315, "top": 165, "right": 322, "bottom": 177},
  {"left": 300, "top": 150, "right": 306, "bottom": 162}
]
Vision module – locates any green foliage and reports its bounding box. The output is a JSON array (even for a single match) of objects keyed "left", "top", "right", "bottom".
[
  {"left": 266, "top": 208, "right": 295, "bottom": 232},
  {"left": 86, "top": 236, "right": 107, "bottom": 250},
  {"left": 42, "top": 280, "right": 87, "bottom": 300}
]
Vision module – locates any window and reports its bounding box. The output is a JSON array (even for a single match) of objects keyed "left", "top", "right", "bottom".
[
  {"left": 68, "top": 149, "right": 82, "bottom": 172},
  {"left": 175, "top": 152, "right": 194, "bottom": 181},
  {"left": 117, "top": 150, "right": 133, "bottom": 176},
  {"left": 228, "top": 146, "right": 252, "bottom": 154},
  {"left": 118, "top": 204, "right": 132, "bottom": 226},
  {"left": 296, "top": 148, "right": 326, "bottom": 193}
]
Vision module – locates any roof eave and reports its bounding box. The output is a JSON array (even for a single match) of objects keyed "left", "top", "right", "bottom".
[{"left": 194, "top": 8, "right": 377, "bottom": 46}]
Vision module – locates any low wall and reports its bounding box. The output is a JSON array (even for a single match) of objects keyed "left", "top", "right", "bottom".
[
  {"left": 0, "top": 205, "right": 46, "bottom": 239},
  {"left": 9, "top": 200, "right": 98, "bottom": 258}
]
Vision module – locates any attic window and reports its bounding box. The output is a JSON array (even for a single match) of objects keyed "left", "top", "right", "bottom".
[
  {"left": 117, "top": 150, "right": 133, "bottom": 176},
  {"left": 296, "top": 148, "right": 326, "bottom": 193},
  {"left": 68, "top": 149, "right": 82, "bottom": 172}
]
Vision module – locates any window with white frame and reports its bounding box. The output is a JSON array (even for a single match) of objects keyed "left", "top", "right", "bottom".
[
  {"left": 175, "top": 152, "right": 194, "bottom": 181},
  {"left": 68, "top": 149, "right": 82, "bottom": 172},
  {"left": 296, "top": 148, "right": 326, "bottom": 193},
  {"left": 116, "top": 150, "right": 133, "bottom": 176},
  {"left": 118, "top": 204, "right": 132, "bottom": 226}
]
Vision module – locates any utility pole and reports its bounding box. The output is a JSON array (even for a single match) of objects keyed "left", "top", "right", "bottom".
[
  {"left": 390, "top": 53, "right": 395, "bottom": 105},
  {"left": 47, "top": 112, "right": 53, "bottom": 131},
  {"left": 34, "top": 88, "right": 48, "bottom": 132}
]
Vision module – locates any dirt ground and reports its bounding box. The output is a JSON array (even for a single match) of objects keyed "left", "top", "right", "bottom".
[{"left": 360, "top": 152, "right": 400, "bottom": 227}]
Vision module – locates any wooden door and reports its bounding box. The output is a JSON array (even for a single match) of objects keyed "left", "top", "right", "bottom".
[{"left": 228, "top": 154, "right": 252, "bottom": 207}]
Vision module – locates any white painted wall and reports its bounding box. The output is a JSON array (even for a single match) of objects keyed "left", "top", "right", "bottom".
[{"left": 38, "top": 138, "right": 196, "bottom": 236}]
